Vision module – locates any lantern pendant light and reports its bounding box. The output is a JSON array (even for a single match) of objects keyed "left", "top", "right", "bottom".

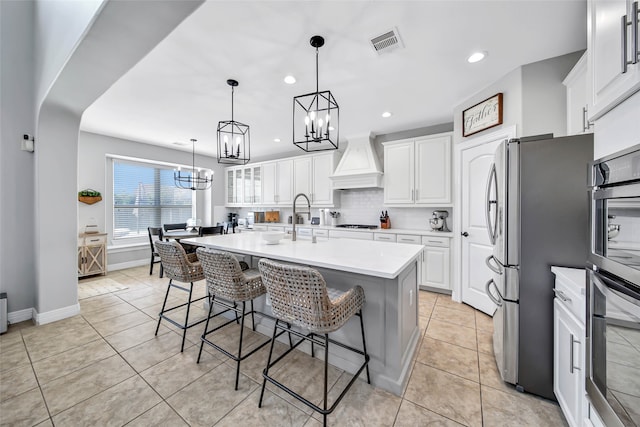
[
  {"left": 174, "top": 138, "right": 212, "bottom": 190},
  {"left": 293, "top": 35, "right": 339, "bottom": 152},
  {"left": 217, "top": 79, "right": 250, "bottom": 164}
]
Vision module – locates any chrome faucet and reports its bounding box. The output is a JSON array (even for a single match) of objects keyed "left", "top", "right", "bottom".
[{"left": 292, "top": 193, "right": 311, "bottom": 241}]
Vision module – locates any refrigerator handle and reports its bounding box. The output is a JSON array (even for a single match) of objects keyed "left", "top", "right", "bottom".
[
  {"left": 485, "top": 255, "right": 503, "bottom": 275},
  {"left": 485, "top": 163, "right": 498, "bottom": 245},
  {"left": 485, "top": 279, "right": 503, "bottom": 307}
]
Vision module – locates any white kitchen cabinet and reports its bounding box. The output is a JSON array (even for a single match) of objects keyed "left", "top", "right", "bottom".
[
  {"left": 328, "top": 230, "right": 373, "bottom": 240},
  {"left": 587, "top": 0, "right": 640, "bottom": 120},
  {"left": 293, "top": 152, "right": 338, "bottom": 206},
  {"left": 262, "top": 159, "right": 293, "bottom": 206},
  {"left": 78, "top": 233, "right": 107, "bottom": 277},
  {"left": 564, "top": 52, "right": 594, "bottom": 135},
  {"left": 383, "top": 133, "right": 452, "bottom": 206},
  {"left": 242, "top": 165, "right": 262, "bottom": 205},
  {"left": 421, "top": 236, "right": 450, "bottom": 292},
  {"left": 374, "top": 233, "right": 397, "bottom": 243},
  {"left": 226, "top": 167, "right": 242, "bottom": 206}
]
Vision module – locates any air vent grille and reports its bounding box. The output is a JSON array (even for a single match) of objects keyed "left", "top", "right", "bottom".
[{"left": 370, "top": 28, "right": 403, "bottom": 54}]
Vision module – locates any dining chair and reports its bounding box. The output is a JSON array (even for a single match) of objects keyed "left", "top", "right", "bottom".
[
  {"left": 163, "top": 222, "right": 188, "bottom": 232},
  {"left": 147, "top": 227, "right": 164, "bottom": 278},
  {"left": 257, "top": 258, "right": 370, "bottom": 427},
  {"left": 154, "top": 240, "right": 207, "bottom": 352},
  {"left": 199, "top": 225, "right": 224, "bottom": 236}
]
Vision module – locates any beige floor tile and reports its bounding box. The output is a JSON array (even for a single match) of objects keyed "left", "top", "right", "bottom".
[
  {"left": 23, "top": 325, "right": 102, "bottom": 362},
  {"left": 0, "top": 364, "right": 38, "bottom": 402},
  {"left": 34, "top": 418, "right": 54, "bottom": 427},
  {"left": 120, "top": 331, "right": 193, "bottom": 372},
  {"left": 477, "top": 329, "right": 494, "bottom": 355},
  {"left": 0, "top": 339, "right": 31, "bottom": 373},
  {"left": 32, "top": 339, "right": 116, "bottom": 385},
  {"left": 217, "top": 388, "right": 310, "bottom": 427},
  {"left": 416, "top": 337, "right": 479, "bottom": 382},
  {"left": 0, "top": 388, "right": 50, "bottom": 426},
  {"left": 126, "top": 401, "right": 189, "bottom": 427},
  {"left": 304, "top": 417, "right": 323, "bottom": 426},
  {"left": 167, "top": 363, "right": 258, "bottom": 427},
  {"left": 475, "top": 310, "right": 494, "bottom": 332},
  {"left": 404, "top": 363, "right": 482, "bottom": 427},
  {"left": 224, "top": 338, "right": 290, "bottom": 384},
  {"left": 21, "top": 315, "right": 88, "bottom": 339},
  {"left": 478, "top": 352, "right": 522, "bottom": 396},
  {"left": 82, "top": 301, "right": 138, "bottom": 324},
  {"left": 435, "top": 295, "right": 476, "bottom": 314},
  {"left": 114, "top": 286, "right": 159, "bottom": 302},
  {"left": 41, "top": 354, "right": 135, "bottom": 415},
  {"left": 140, "top": 344, "right": 223, "bottom": 398},
  {"left": 432, "top": 305, "right": 476, "bottom": 329},
  {"left": 481, "top": 385, "right": 567, "bottom": 427},
  {"left": 394, "top": 399, "right": 463, "bottom": 426},
  {"left": 425, "top": 319, "right": 477, "bottom": 351},
  {"left": 127, "top": 293, "right": 179, "bottom": 310},
  {"left": 103, "top": 319, "right": 171, "bottom": 353},
  {"left": 78, "top": 293, "right": 124, "bottom": 314},
  {"left": 90, "top": 310, "right": 153, "bottom": 337},
  {"left": 52, "top": 375, "right": 161, "bottom": 426}
]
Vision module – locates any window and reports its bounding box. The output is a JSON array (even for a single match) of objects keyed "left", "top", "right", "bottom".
[{"left": 112, "top": 158, "right": 193, "bottom": 239}]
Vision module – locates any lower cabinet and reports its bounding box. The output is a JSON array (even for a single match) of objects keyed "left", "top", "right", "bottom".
[
  {"left": 421, "top": 236, "right": 450, "bottom": 292},
  {"left": 78, "top": 233, "right": 107, "bottom": 277}
]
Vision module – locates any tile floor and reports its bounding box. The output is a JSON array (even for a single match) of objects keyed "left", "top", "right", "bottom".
[{"left": 0, "top": 266, "right": 568, "bottom": 426}]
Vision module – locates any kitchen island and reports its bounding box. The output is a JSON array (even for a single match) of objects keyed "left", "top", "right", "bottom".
[{"left": 182, "top": 232, "right": 423, "bottom": 396}]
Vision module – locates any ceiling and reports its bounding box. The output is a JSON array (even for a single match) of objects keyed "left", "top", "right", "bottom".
[{"left": 80, "top": 0, "right": 587, "bottom": 160}]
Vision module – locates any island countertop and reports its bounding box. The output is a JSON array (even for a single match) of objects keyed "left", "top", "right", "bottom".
[{"left": 182, "top": 231, "right": 423, "bottom": 279}]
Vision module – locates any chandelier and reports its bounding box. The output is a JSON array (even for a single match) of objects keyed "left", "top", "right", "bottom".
[
  {"left": 174, "top": 138, "right": 212, "bottom": 190},
  {"left": 293, "top": 35, "right": 339, "bottom": 152},
  {"left": 217, "top": 79, "right": 250, "bottom": 164}
]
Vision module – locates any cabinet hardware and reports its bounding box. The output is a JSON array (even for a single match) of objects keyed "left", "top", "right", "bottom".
[
  {"left": 581, "top": 106, "right": 593, "bottom": 132},
  {"left": 622, "top": 3, "right": 639, "bottom": 74},
  {"left": 569, "top": 333, "right": 581, "bottom": 373},
  {"left": 461, "top": 231, "right": 469, "bottom": 237},
  {"left": 553, "top": 288, "right": 571, "bottom": 302},
  {"left": 415, "top": 189, "right": 419, "bottom": 200},
  {"left": 426, "top": 240, "right": 441, "bottom": 244}
]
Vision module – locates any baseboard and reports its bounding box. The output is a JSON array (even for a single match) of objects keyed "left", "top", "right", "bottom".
[
  {"left": 33, "top": 303, "right": 81, "bottom": 325},
  {"left": 108, "top": 259, "right": 147, "bottom": 271},
  {"left": 8, "top": 308, "right": 33, "bottom": 324}
]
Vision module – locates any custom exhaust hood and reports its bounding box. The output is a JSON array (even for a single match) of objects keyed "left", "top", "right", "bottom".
[{"left": 329, "top": 134, "right": 383, "bottom": 189}]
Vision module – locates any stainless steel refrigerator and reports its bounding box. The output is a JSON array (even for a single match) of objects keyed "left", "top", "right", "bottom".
[{"left": 484, "top": 134, "right": 593, "bottom": 400}]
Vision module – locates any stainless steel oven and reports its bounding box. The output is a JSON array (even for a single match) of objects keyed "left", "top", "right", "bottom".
[{"left": 587, "top": 144, "right": 640, "bottom": 427}]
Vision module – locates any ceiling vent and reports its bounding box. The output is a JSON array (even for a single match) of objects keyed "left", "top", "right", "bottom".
[{"left": 370, "top": 28, "right": 403, "bottom": 55}]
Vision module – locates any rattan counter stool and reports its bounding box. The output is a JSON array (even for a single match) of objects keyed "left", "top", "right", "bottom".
[
  {"left": 154, "top": 240, "right": 208, "bottom": 352},
  {"left": 257, "top": 258, "right": 370, "bottom": 427},
  {"left": 195, "top": 248, "right": 290, "bottom": 390}
]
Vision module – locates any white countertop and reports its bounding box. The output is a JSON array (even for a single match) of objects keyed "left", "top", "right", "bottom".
[
  {"left": 183, "top": 232, "right": 424, "bottom": 279},
  {"left": 241, "top": 223, "right": 454, "bottom": 238}
]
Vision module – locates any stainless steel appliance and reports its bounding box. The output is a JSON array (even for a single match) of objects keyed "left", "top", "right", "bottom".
[
  {"left": 484, "top": 134, "right": 593, "bottom": 399},
  {"left": 429, "top": 210, "right": 450, "bottom": 231},
  {"left": 587, "top": 144, "right": 640, "bottom": 427}
]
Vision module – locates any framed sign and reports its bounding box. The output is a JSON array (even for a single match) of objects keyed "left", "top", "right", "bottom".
[{"left": 462, "top": 93, "right": 503, "bottom": 137}]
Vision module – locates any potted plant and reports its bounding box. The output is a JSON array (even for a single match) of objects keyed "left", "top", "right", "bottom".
[{"left": 78, "top": 189, "right": 102, "bottom": 205}]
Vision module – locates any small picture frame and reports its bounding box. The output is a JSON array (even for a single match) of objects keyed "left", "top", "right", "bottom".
[{"left": 462, "top": 93, "right": 503, "bottom": 137}]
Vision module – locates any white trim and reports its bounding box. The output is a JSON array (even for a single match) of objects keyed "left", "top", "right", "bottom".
[
  {"left": 106, "top": 153, "right": 213, "bottom": 174},
  {"left": 107, "top": 242, "right": 147, "bottom": 253},
  {"left": 33, "top": 303, "right": 81, "bottom": 326},
  {"left": 8, "top": 308, "right": 33, "bottom": 324},
  {"left": 108, "top": 259, "right": 148, "bottom": 272}
]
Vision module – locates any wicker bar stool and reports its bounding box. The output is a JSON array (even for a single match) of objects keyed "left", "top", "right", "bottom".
[
  {"left": 154, "top": 240, "right": 208, "bottom": 352},
  {"left": 196, "top": 248, "right": 289, "bottom": 390},
  {"left": 257, "top": 258, "right": 370, "bottom": 426}
]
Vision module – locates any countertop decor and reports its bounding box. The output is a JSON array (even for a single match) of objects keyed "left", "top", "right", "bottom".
[{"left": 78, "top": 189, "right": 102, "bottom": 205}]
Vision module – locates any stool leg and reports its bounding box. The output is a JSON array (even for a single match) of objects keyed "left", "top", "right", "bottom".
[
  {"left": 359, "top": 309, "right": 371, "bottom": 384},
  {"left": 323, "top": 333, "right": 329, "bottom": 427},
  {"left": 198, "top": 294, "right": 216, "bottom": 364},
  {"left": 259, "top": 319, "right": 280, "bottom": 408},
  {"left": 181, "top": 282, "right": 194, "bottom": 352},
  {"left": 235, "top": 301, "right": 246, "bottom": 390},
  {"left": 149, "top": 256, "right": 154, "bottom": 275},
  {"left": 250, "top": 299, "right": 256, "bottom": 331},
  {"left": 155, "top": 279, "right": 172, "bottom": 336},
  {"left": 159, "top": 263, "right": 163, "bottom": 278}
]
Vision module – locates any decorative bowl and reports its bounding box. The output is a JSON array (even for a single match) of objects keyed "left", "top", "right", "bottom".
[{"left": 262, "top": 231, "right": 285, "bottom": 245}]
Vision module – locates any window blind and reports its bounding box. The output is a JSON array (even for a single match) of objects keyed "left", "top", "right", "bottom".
[{"left": 112, "top": 159, "right": 193, "bottom": 239}]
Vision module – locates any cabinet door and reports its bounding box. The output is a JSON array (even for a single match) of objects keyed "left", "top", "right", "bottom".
[
  {"left": 84, "top": 244, "right": 106, "bottom": 275},
  {"left": 383, "top": 141, "right": 414, "bottom": 204},
  {"left": 234, "top": 169, "right": 243, "bottom": 205},
  {"left": 588, "top": 0, "right": 640, "bottom": 120},
  {"left": 226, "top": 169, "right": 235, "bottom": 206},
  {"left": 78, "top": 246, "right": 85, "bottom": 275},
  {"left": 276, "top": 159, "right": 294, "bottom": 205},
  {"left": 415, "top": 135, "right": 451, "bottom": 204},
  {"left": 243, "top": 167, "right": 253, "bottom": 204},
  {"left": 293, "top": 157, "right": 312, "bottom": 197},
  {"left": 564, "top": 53, "right": 593, "bottom": 135},
  {"left": 252, "top": 165, "right": 262, "bottom": 205},
  {"left": 422, "top": 246, "right": 450, "bottom": 291},
  {"left": 311, "top": 153, "right": 335, "bottom": 206},
  {"left": 554, "top": 299, "right": 584, "bottom": 427},
  {"left": 262, "top": 162, "right": 277, "bottom": 205}
]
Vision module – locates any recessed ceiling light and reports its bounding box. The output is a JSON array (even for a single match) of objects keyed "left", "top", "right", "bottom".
[
  {"left": 284, "top": 75, "right": 296, "bottom": 84},
  {"left": 382, "top": 111, "right": 392, "bottom": 118},
  {"left": 274, "top": 138, "right": 281, "bottom": 143},
  {"left": 467, "top": 51, "right": 487, "bottom": 63}
]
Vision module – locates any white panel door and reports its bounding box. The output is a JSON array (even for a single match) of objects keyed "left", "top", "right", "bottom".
[{"left": 460, "top": 137, "right": 503, "bottom": 315}]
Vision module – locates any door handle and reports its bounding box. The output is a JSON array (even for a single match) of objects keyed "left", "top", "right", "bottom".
[
  {"left": 570, "top": 333, "right": 581, "bottom": 374},
  {"left": 485, "top": 163, "right": 498, "bottom": 245},
  {"left": 461, "top": 232, "right": 469, "bottom": 237},
  {"left": 485, "top": 255, "right": 503, "bottom": 275},
  {"left": 553, "top": 288, "right": 572, "bottom": 302},
  {"left": 485, "top": 279, "right": 503, "bottom": 307}
]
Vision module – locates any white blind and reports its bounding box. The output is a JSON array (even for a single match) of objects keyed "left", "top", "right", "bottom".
[{"left": 113, "top": 158, "right": 193, "bottom": 239}]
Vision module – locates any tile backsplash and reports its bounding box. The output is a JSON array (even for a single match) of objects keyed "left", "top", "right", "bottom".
[{"left": 229, "top": 188, "right": 451, "bottom": 231}]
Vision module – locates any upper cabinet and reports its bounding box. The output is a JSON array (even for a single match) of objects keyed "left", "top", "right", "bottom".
[
  {"left": 294, "top": 152, "right": 339, "bottom": 206},
  {"left": 383, "top": 133, "right": 452, "bottom": 206},
  {"left": 564, "top": 52, "right": 594, "bottom": 135},
  {"left": 587, "top": 0, "right": 640, "bottom": 120},
  {"left": 261, "top": 159, "right": 293, "bottom": 206}
]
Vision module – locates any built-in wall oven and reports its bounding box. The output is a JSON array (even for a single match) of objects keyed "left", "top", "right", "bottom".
[{"left": 588, "top": 144, "right": 640, "bottom": 427}]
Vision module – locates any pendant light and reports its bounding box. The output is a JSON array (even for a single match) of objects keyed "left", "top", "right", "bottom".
[
  {"left": 293, "top": 35, "right": 339, "bottom": 152},
  {"left": 217, "top": 79, "right": 250, "bottom": 164},
  {"left": 174, "top": 138, "right": 212, "bottom": 190}
]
